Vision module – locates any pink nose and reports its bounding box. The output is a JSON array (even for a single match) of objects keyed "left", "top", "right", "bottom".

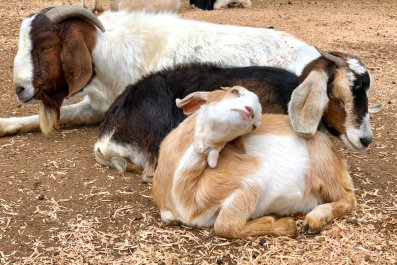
[{"left": 245, "top": 106, "right": 254, "bottom": 118}]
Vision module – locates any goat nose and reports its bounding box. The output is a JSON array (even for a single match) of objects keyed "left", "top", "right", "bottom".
[
  {"left": 360, "top": 137, "right": 372, "bottom": 148},
  {"left": 245, "top": 106, "right": 254, "bottom": 118},
  {"left": 16, "top": 86, "right": 24, "bottom": 95}
]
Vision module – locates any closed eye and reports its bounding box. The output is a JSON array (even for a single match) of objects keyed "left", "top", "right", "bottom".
[{"left": 230, "top": 89, "right": 239, "bottom": 95}]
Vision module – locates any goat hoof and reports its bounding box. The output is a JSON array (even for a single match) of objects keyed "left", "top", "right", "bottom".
[
  {"left": 0, "top": 119, "right": 22, "bottom": 136},
  {"left": 303, "top": 205, "right": 332, "bottom": 234},
  {"left": 302, "top": 222, "right": 321, "bottom": 235},
  {"left": 141, "top": 174, "right": 153, "bottom": 183},
  {"left": 302, "top": 214, "right": 329, "bottom": 235},
  {"left": 92, "top": 8, "right": 104, "bottom": 14}
]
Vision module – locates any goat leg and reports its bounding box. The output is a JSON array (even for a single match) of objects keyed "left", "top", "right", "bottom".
[{"left": 0, "top": 96, "right": 104, "bottom": 136}]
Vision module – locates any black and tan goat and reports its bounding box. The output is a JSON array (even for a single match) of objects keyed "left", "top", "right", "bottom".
[{"left": 95, "top": 52, "right": 373, "bottom": 181}]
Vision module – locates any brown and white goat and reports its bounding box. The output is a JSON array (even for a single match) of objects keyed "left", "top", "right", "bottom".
[
  {"left": 95, "top": 51, "right": 373, "bottom": 180},
  {"left": 3, "top": 5, "right": 324, "bottom": 136},
  {"left": 153, "top": 86, "right": 356, "bottom": 238}
]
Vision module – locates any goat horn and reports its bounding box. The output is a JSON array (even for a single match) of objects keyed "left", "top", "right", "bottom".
[
  {"left": 368, "top": 103, "right": 384, "bottom": 114},
  {"left": 39, "top": 6, "right": 56, "bottom": 14},
  {"left": 42, "top": 5, "right": 105, "bottom": 32},
  {"left": 315, "top": 47, "right": 347, "bottom": 68}
]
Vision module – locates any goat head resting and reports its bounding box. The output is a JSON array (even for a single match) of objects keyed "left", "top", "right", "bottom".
[{"left": 95, "top": 50, "right": 373, "bottom": 180}]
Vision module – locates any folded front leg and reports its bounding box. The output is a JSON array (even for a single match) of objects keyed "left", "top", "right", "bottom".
[
  {"left": 303, "top": 191, "right": 356, "bottom": 234},
  {"left": 214, "top": 186, "right": 297, "bottom": 238},
  {"left": 0, "top": 97, "right": 104, "bottom": 136}
]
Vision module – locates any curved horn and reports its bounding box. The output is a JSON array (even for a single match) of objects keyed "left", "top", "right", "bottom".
[
  {"left": 39, "top": 6, "right": 55, "bottom": 14},
  {"left": 368, "top": 103, "right": 384, "bottom": 114},
  {"left": 43, "top": 5, "right": 105, "bottom": 32},
  {"left": 315, "top": 47, "right": 347, "bottom": 68}
]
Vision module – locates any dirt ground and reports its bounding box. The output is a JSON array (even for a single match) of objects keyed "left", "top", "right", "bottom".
[{"left": 0, "top": 0, "right": 396, "bottom": 264}]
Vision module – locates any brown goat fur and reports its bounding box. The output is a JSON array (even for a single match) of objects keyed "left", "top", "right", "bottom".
[{"left": 28, "top": 15, "right": 97, "bottom": 134}]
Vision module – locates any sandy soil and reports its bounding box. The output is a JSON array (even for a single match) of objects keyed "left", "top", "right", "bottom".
[{"left": 0, "top": 0, "right": 396, "bottom": 264}]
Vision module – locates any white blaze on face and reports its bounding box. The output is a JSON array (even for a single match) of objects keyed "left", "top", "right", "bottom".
[
  {"left": 339, "top": 59, "right": 373, "bottom": 151},
  {"left": 13, "top": 15, "right": 36, "bottom": 103},
  {"left": 343, "top": 114, "right": 372, "bottom": 150},
  {"left": 346, "top": 58, "right": 367, "bottom": 75}
]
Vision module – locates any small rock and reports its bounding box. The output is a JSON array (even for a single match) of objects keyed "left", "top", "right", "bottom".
[
  {"left": 287, "top": 0, "right": 293, "bottom": 4},
  {"left": 388, "top": 100, "right": 392, "bottom": 104},
  {"left": 346, "top": 216, "right": 358, "bottom": 225},
  {"left": 37, "top": 194, "right": 45, "bottom": 200},
  {"left": 130, "top": 212, "right": 143, "bottom": 221},
  {"left": 127, "top": 247, "right": 134, "bottom": 254},
  {"left": 259, "top": 238, "right": 266, "bottom": 246},
  {"left": 125, "top": 187, "right": 133, "bottom": 193},
  {"left": 216, "top": 258, "right": 223, "bottom": 265}
]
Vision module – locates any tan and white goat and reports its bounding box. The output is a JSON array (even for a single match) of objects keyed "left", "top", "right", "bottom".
[{"left": 153, "top": 86, "right": 356, "bottom": 238}]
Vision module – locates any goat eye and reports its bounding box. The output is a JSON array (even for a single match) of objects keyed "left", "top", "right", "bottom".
[
  {"left": 230, "top": 89, "right": 239, "bottom": 95},
  {"left": 41, "top": 45, "right": 53, "bottom": 51}
]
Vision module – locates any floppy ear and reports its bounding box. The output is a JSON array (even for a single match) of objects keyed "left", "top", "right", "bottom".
[
  {"left": 176, "top": 92, "right": 209, "bottom": 115},
  {"left": 288, "top": 70, "right": 329, "bottom": 137},
  {"left": 61, "top": 31, "right": 93, "bottom": 97}
]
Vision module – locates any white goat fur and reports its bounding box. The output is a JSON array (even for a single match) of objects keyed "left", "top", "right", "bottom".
[
  {"left": 153, "top": 87, "right": 356, "bottom": 237},
  {"left": 4, "top": 10, "right": 320, "bottom": 136}
]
